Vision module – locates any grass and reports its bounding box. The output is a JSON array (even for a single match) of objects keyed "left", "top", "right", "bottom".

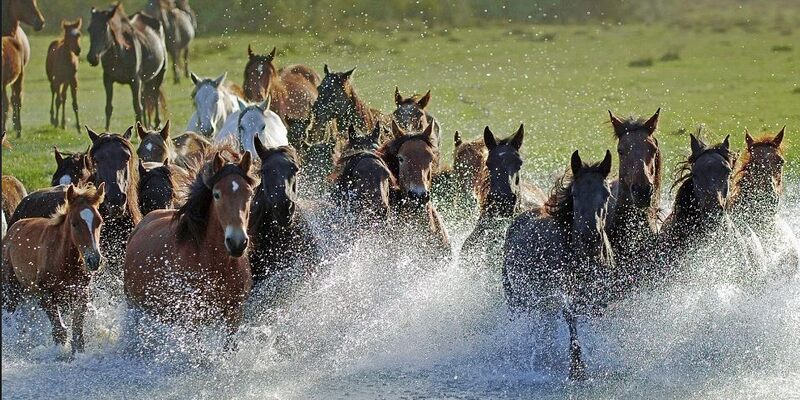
[{"left": 2, "top": 22, "right": 799, "bottom": 190}]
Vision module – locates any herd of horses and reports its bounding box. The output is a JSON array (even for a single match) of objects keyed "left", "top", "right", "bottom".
[{"left": 1, "top": 0, "right": 796, "bottom": 381}]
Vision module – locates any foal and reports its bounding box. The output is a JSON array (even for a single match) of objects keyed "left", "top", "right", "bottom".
[
  {"left": 52, "top": 146, "right": 92, "bottom": 186},
  {"left": 46, "top": 19, "right": 82, "bottom": 132},
  {"left": 136, "top": 120, "right": 175, "bottom": 163}
]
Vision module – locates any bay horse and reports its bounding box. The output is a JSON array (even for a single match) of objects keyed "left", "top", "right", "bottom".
[
  {"left": 242, "top": 45, "right": 320, "bottom": 124},
  {"left": 138, "top": 159, "right": 180, "bottom": 216},
  {"left": 1, "top": 0, "right": 45, "bottom": 137},
  {"left": 3, "top": 183, "right": 105, "bottom": 353},
  {"left": 659, "top": 132, "right": 736, "bottom": 268},
  {"left": 378, "top": 121, "right": 451, "bottom": 260},
  {"left": 136, "top": 120, "right": 175, "bottom": 163},
  {"left": 124, "top": 150, "right": 254, "bottom": 346},
  {"left": 144, "top": 0, "right": 194, "bottom": 84},
  {"left": 87, "top": 3, "right": 167, "bottom": 130},
  {"left": 46, "top": 19, "right": 82, "bottom": 132},
  {"left": 186, "top": 72, "right": 241, "bottom": 138},
  {"left": 308, "top": 65, "right": 389, "bottom": 143},
  {"left": 607, "top": 109, "right": 662, "bottom": 291},
  {"left": 503, "top": 150, "right": 614, "bottom": 380},
  {"left": 392, "top": 86, "right": 442, "bottom": 150},
  {"left": 249, "top": 138, "right": 320, "bottom": 286},
  {"left": 172, "top": 130, "right": 211, "bottom": 167},
  {"left": 431, "top": 131, "right": 487, "bottom": 223},
  {"left": 52, "top": 146, "right": 92, "bottom": 186},
  {"left": 216, "top": 97, "right": 288, "bottom": 155}
]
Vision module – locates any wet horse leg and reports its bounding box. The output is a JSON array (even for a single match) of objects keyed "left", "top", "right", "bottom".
[
  {"left": 70, "top": 78, "right": 80, "bottom": 132},
  {"left": 171, "top": 46, "right": 180, "bottom": 84},
  {"left": 71, "top": 295, "right": 88, "bottom": 353},
  {"left": 41, "top": 293, "right": 68, "bottom": 346},
  {"left": 11, "top": 71, "right": 23, "bottom": 137},
  {"left": 1, "top": 84, "right": 8, "bottom": 135},
  {"left": 563, "top": 306, "right": 587, "bottom": 380},
  {"left": 103, "top": 73, "right": 114, "bottom": 131}
]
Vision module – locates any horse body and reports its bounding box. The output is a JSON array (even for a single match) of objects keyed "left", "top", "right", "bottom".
[
  {"left": 2, "top": 184, "right": 104, "bottom": 353},
  {"left": 186, "top": 73, "right": 241, "bottom": 137},
  {"left": 216, "top": 98, "right": 288, "bottom": 155},
  {"left": 144, "top": 0, "right": 194, "bottom": 83},
  {"left": 503, "top": 150, "right": 614, "bottom": 380},
  {"left": 46, "top": 19, "right": 82, "bottom": 131},
  {"left": 87, "top": 3, "right": 167, "bottom": 130},
  {"left": 2, "top": 0, "right": 44, "bottom": 137}
]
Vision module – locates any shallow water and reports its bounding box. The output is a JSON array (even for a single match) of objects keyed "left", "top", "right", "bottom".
[{"left": 3, "top": 183, "right": 799, "bottom": 399}]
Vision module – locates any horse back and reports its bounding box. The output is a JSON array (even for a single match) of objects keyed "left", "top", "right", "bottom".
[{"left": 9, "top": 186, "right": 68, "bottom": 226}]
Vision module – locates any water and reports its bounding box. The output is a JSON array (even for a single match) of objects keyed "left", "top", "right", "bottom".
[{"left": 3, "top": 184, "right": 799, "bottom": 399}]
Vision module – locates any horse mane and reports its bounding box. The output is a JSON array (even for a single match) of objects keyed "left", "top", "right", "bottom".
[
  {"left": 377, "top": 133, "right": 435, "bottom": 178},
  {"left": 671, "top": 142, "right": 736, "bottom": 193},
  {"left": 174, "top": 148, "right": 254, "bottom": 243},
  {"left": 49, "top": 184, "right": 103, "bottom": 226},
  {"left": 89, "top": 134, "right": 142, "bottom": 224},
  {"left": 107, "top": 3, "right": 134, "bottom": 49},
  {"left": 344, "top": 81, "right": 371, "bottom": 127}
]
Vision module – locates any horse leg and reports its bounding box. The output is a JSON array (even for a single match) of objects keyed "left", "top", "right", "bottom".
[
  {"left": 1, "top": 85, "right": 8, "bottom": 136},
  {"left": 183, "top": 47, "right": 190, "bottom": 79},
  {"left": 1, "top": 260, "right": 22, "bottom": 313},
  {"left": 70, "top": 78, "right": 80, "bottom": 133},
  {"left": 11, "top": 72, "right": 23, "bottom": 137},
  {"left": 59, "top": 84, "right": 68, "bottom": 129},
  {"left": 151, "top": 66, "right": 167, "bottom": 128},
  {"left": 223, "top": 307, "right": 243, "bottom": 351},
  {"left": 41, "top": 294, "right": 67, "bottom": 347},
  {"left": 49, "top": 82, "right": 57, "bottom": 126},
  {"left": 171, "top": 48, "right": 180, "bottom": 84},
  {"left": 71, "top": 296, "right": 88, "bottom": 353},
  {"left": 103, "top": 74, "right": 114, "bottom": 131},
  {"left": 563, "top": 307, "right": 587, "bottom": 380},
  {"left": 130, "top": 78, "right": 143, "bottom": 128}
]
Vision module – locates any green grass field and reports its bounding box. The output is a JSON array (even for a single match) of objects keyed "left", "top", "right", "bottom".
[{"left": 2, "top": 22, "right": 798, "bottom": 190}]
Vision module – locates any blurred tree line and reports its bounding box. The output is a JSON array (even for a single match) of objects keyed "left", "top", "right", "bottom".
[{"left": 37, "top": 0, "right": 796, "bottom": 34}]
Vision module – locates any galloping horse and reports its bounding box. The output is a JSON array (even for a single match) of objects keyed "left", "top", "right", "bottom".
[
  {"left": 125, "top": 150, "right": 254, "bottom": 346},
  {"left": 607, "top": 109, "right": 662, "bottom": 290},
  {"left": 392, "top": 86, "right": 442, "bottom": 150},
  {"left": 503, "top": 150, "right": 614, "bottom": 380},
  {"left": 186, "top": 72, "right": 241, "bottom": 138},
  {"left": 379, "top": 121, "right": 451, "bottom": 260},
  {"left": 138, "top": 159, "right": 182, "bottom": 216},
  {"left": 432, "top": 131, "right": 487, "bottom": 222},
  {"left": 249, "top": 138, "right": 320, "bottom": 286},
  {"left": 136, "top": 120, "right": 175, "bottom": 163},
  {"left": 52, "top": 146, "right": 92, "bottom": 186},
  {"left": 243, "top": 46, "right": 320, "bottom": 126},
  {"left": 2, "top": 0, "right": 45, "bottom": 137},
  {"left": 216, "top": 97, "right": 288, "bottom": 155},
  {"left": 3, "top": 184, "right": 105, "bottom": 353},
  {"left": 87, "top": 3, "right": 167, "bottom": 129},
  {"left": 172, "top": 131, "right": 211, "bottom": 167},
  {"left": 46, "top": 19, "right": 82, "bottom": 132},
  {"left": 144, "top": 0, "right": 194, "bottom": 84}
]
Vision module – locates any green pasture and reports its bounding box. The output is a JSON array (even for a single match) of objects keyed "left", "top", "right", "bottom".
[{"left": 2, "top": 22, "right": 798, "bottom": 190}]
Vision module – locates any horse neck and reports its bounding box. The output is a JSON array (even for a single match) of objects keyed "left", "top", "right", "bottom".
[
  {"left": 342, "top": 90, "right": 369, "bottom": 130},
  {"left": 611, "top": 184, "right": 657, "bottom": 237},
  {"left": 670, "top": 178, "right": 721, "bottom": 234},
  {"left": 51, "top": 214, "right": 83, "bottom": 267}
]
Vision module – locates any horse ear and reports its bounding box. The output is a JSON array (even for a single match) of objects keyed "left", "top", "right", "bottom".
[
  {"left": 370, "top": 121, "right": 383, "bottom": 143},
  {"left": 323, "top": 64, "right": 330, "bottom": 75},
  {"left": 347, "top": 125, "right": 358, "bottom": 141},
  {"left": 644, "top": 108, "right": 660, "bottom": 134},
  {"left": 123, "top": 126, "right": 134, "bottom": 140},
  {"left": 608, "top": 110, "right": 624, "bottom": 134},
  {"left": 570, "top": 150, "right": 583, "bottom": 176},
  {"left": 721, "top": 134, "right": 731, "bottom": 151},
  {"left": 212, "top": 152, "right": 224, "bottom": 174},
  {"left": 160, "top": 120, "right": 171, "bottom": 140},
  {"left": 239, "top": 150, "right": 252, "bottom": 173},
  {"left": 247, "top": 44, "right": 254, "bottom": 58},
  {"left": 423, "top": 119, "right": 435, "bottom": 140},
  {"left": 136, "top": 121, "right": 147, "bottom": 140},
  {"left": 253, "top": 135, "right": 268, "bottom": 161},
  {"left": 190, "top": 72, "right": 200, "bottom": 85},
  {"left": 61, "top": 19, "right": 68, "bottom": 30},
  {"left": 509, "top": 124, "right": 524, "bottom": 150},
  {"left": 394, "top": 86, "right": 403, "bottom": 106},
  {"left": 237, "top": 98, "right": 248, "bottom": 112},
  {"left": 690, "top": 133, "right": 705, "bottom": 157},
  {"left": 454, "top": 131, "right": 463, "bottom": 147},
  {"left": 54, "top": 146, "right": 64, "bottom": 165},
  {"left": 417, "top": 90, "right": 431, "bottom": 109},
  {"left": 213, "top": 72, "right": 226, "bottom": 88},
  {"left": 66, "top": 184, "right": 78, "bottom": 203},
  {"left": 268, "top": 47, "right": 277, "bottom": 61},
  {"left": 86, "top": 125, "right": 100, "bottom": 143},
  {"left": 75, "top": 18, "right": 83, "bottom": 30},
  {"left": 95, "top": 182, "right": 106, "bottom": 203},
  {"left": 343, "top": 67, "right": 356, "bottom": 80},
  {"left": 391, "top": 120, "right": 405, "bottom": 138},
  {"left": 138, "top": 159, "right": 147, "bottom": 176},
  {"left": 599, "top": 150, "right": 613, "bottom": 178},
  {"left": 774, "top": 126, "right": 785, "bottom": 146},
  {"left": 260, "top": 96, "right": 271, "bottom": 113},
  {"left": 745, "top": 129, "right": 755, "bottom": 148},
  {"left": 483, "top": 126, "right": 497, "bottom": 150}
]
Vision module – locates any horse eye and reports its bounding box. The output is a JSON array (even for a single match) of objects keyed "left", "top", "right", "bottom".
[{"left": 213, "top": 191, "right": 221, "bottom": 200}]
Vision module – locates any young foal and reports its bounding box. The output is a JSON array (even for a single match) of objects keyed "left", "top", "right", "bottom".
[
  {"left": 46, "top": 19, "right": 82, "bottom": 132},
  {"left": 503, "top": 150, "right": 614, "bottom": 380},
  {"left": 124, "top": 151, "right": 254, "bottom": 346},
  {"left": 2, "top": 0, "right": 45, "bottom": 137},
  {"left": 136, "top": 120, "right": 175, "bottom": 163},
  {"left": 52, "top": 146, "right": 92, "bottom": 186},
  {"left": 3, "top": 183, "right": 105, "bottom": 353}
]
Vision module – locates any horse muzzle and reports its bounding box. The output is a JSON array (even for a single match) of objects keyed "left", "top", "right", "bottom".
[
  {"left": 83, "top": 250, "right": 104, "bottom": 272},
  {"left": 405, "top": 189, "right": 430, "bottom": 206},
  {"left": 224, "top": 229, "right": 249, "bottom": 258},
  {"left": 630, "top": 184, "right": 654, "bottom": 208},
  {"left": 87, "top": 53, "right": 100, "bottom": 67}
]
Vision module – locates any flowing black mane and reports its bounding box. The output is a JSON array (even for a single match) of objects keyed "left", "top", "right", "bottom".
[{"left": 670, "top": 144, "right": 735, "bottom": 216}]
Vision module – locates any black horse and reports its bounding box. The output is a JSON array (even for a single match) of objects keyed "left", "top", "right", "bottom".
[{"left": 87, "top": 3, "right": 167, "bottom": 130}]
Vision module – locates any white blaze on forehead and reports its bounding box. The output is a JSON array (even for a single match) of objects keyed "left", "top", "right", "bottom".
[
  {"left": 59, "top": 175, "right": 72, "bottom": 185},
  {"left": 79, "top": 208, "right": 95, "bottom": 234},
  {"left": 145, "top": 143, "right": 153, "bottom": 151},
  {"left": 232, "top": 180, "right": 239, "bottom": 192}
]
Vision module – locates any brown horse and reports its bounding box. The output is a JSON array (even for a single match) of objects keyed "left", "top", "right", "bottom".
[
  {"left": 379, "top": 121, "right": 451, "bottom": 259},
  {"left": 52, "top": 146, "right": 92, "bottom": 186},
  {"left": 431, "top": 131, "right": 487, "bottom": 222},
  {"left": 392, "top": 86, "right": 442, "bottom": 150},
  {"left": 136, "top": 120, "right": 175, "bottom": 163},
  {"left": 172, "top": 130, "right": 211, "bottom": 167},
  {"left": 124, "top": 150, "right": 254, "bottom": 345},
  {"left": 243, "top": 45, "right": 319, "bottom": 123},
  {"left": 46, "top": 19, "right": 82, "bottom": 132},
  {"left": 2, "top": 0, "right": 45, "bottom": 137},
  {"left": 2, "top": 174, "right": 26, "bottom": 221},
  {"left": 3, "top": 183, "right": 105, "bottom": 353}
]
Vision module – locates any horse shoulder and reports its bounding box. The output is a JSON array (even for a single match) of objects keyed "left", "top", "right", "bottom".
[{"left": 263, "top": 111, "right": 289, "bottom": 146}]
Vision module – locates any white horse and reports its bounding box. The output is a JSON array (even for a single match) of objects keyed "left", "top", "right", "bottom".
[
  {"left": 216, "top": 97, "right": 288, "bottom": 155},
  {"left": 186, "top": 72, "right": 241, "bottom": 137}
]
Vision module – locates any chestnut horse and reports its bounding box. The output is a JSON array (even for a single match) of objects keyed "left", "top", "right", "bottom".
[
  {"left": 243, "top": 46, "right": 320, "bottom": 125},
  {"left": 3, "top": 183, "right": 105, "bottom": 353},
  {"left": 136, "top": 120, "right": 175, "bottom": 163},
  {"left": 431, "top": 131, "right": 487, "bottom": 223},
  {"left": 2, "top": 0, "right": 45, "bottom": 137},
  {"left": 379, "top": 121, "right": 451, "bottom": 260},
  {"left": 52, "top": 146, "right": 92, "bottom": 186},
  {"left": 124, "top": 150, "right": 254, "bottom": 346},
  {"left": 2, "top": 174, "right": 26, "bottom": 222},
  {"left": 393, "top": 87, "right": 442, "bottom": 150},
  {"left": 46, "top": 19, "right": 82, "bottom": 132}
]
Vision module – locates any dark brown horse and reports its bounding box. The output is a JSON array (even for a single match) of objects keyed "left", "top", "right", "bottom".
[
  {"left": 124, "top": 150, "right": 254, "bottom": 346},
  {"left": 607, "top": 109, "right": 663, "bottom": 290},
  {"left": 2, "top": 0, "right": 44, "bottom": 137},
  {"left": 52, "top": 146, "right": 92, "bottom": 186},
  {"left": 432, "top": 131, "right": 487, "bottom": 222},
  {"left": 379, "top": 121, "right": 451, "bottom": 259},
  {"left": 87, "top": 3, "right": 167, "bottom": 129},
  {"left": 503, "top": 150, "right": 614, "bottom": 380},
  {"left": 249, "top": 138, "right": 320, "bottom": 286},
  {"left": 243, "top": 46, "right": 320, "bottom": 125},
  {"left": 46, "top": 19, "right": 82, "bottom": 132},
  {"left": 392, "top": 86, "right": 442, "bottom": 150},
  {"left": 308, "top": 65, "right": 390, "bottom": 143},
  {"left": 136, "top": 120, "right": 175, "bottom": 163},
  {"left": 144, "top": 0, "right": 194, "bottom": 84},
  {"left": 3, "top": 183, "right": 105, "bottom": 353},
  {"left": 138, "top": 159, "right": 181, "bottom": 216}
]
